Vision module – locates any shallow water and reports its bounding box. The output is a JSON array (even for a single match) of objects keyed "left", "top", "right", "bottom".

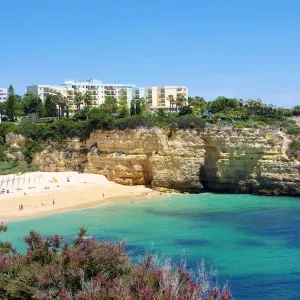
[{"left": 5, "top": 193, "right": 300, "bottom": 299}]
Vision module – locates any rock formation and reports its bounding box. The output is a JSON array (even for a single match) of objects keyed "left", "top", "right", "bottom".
[{"left": 33, "top": 127, "right": 300, "bottom": 196}]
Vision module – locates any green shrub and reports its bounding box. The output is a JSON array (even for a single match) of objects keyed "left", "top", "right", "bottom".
[
  {"left": 233, "top": 121, "right": 255, "bottom": 128},
  {"left": 287, "top": 127, "right": 300, "bottom": 134},
  {"left": 290, "top": 140, "right": 300, "bottom": 149},
  {"left": 113, "top": 115, "right": 151, "bottom": 130},
  {"left": 0, "top": 145, "right": 8, "bottom": 161},
  {"left": 23, "top": 140, "right": 44, "bottom": 164},
  {"left": 176, "top": 115, "right": 205, "bottom": 129},
  {"left": 179, "top": 105, "right": 193, "bottom": 116},
  {"left": 0, "top": 123, "right": 18, "bottom": 140}
]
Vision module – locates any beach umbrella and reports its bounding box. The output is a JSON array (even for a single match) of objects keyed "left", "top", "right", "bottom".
[
  {"left": 6, "top": 176, "right": 9, "bottom": 188},
  {"left": 12, "top": 175, "right": 15, "bottom": 188}
]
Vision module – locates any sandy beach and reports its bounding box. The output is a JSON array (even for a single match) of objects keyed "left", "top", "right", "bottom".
[{"left": 0, "top": 172, "right": 163, "bottom": 222}]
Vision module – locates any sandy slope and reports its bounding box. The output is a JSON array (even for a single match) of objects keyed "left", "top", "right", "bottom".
[{"left": 0, "top": 172, "right": 162, "bottom": 222}]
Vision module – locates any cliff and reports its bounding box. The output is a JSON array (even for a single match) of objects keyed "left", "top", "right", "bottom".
[{"left": 33, "top": 127, "right": 300, "bottom": 196}]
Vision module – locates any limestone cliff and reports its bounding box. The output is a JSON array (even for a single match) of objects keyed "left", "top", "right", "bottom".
[{"left": 33, "top": 127, "right": 300, "bottom": 196}]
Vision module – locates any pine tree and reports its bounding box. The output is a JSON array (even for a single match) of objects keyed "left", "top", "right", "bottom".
[{"left": 6, "top": 85, "right": 16, "bottom": 122}]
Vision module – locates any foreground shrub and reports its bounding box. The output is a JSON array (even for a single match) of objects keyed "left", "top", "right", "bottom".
[{"left": 0, "top": 224, "right": 231, "bottom": 299}]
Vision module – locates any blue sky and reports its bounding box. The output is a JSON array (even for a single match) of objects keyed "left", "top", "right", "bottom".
[{"left": 1, "top": 0, "right": 300, "bottom": 108}]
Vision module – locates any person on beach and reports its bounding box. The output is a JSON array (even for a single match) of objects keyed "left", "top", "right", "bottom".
[
  {"left": 103, "top": 193, "right": 105, "bottom": 198},
  {"left": 53, "top": 199, "right": 55, "bottom": 206},
  {"left": 20, "top": 204, "right": 23, "bottom": 210}
]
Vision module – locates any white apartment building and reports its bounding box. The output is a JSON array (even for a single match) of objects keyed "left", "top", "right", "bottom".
[
  {"left": 27, "top": 79, "right": 143, "bottom": 114},
  {"left": 0, "top": 88, "right": 7, "bottom": 102},
  {"left": 27, "top": 80, "right": 187, "bottom": 113},
  {"left": 145, "top": 86, "right": 188, "bottom": 111}
]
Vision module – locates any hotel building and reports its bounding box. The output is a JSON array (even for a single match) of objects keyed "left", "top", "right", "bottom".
[
  {"left": 0, "top": 88, "right": 7, "bottom": 102},
  {"left": 145, "top": 86, "right": 188, "bottom": 111},
  {"left": 27, "top": 79, "right": 142, "bottom": 114},
  {"left": 27, "top": 80, "right": 187, "bottom": 112}
]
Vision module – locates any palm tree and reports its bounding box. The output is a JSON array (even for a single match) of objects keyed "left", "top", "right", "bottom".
[
  {"left": 54, "top": 93, "right": 68, "bottom": 119},
  {"left": 193, "top": 96, "right": 206, "bottom": 114},
  {"left": 176, "top": 93, "right": 186, "bottom": 111},
  {"left": 167, "top": 95, "right": 175, "bottom": 112},
  {"left": 84, "top": 92, "right": 93, "bottom": 108},
  {"left": 74, "top": 91, "right": 84, "bottom": 111}
]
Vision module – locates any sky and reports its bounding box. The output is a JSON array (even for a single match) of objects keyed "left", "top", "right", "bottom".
[{"left": 1, "top": 0, "right": 300, "bottom": 108}]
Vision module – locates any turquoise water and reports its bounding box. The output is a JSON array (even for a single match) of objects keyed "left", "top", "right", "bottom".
[{"left": 5, "top": 193, "right": 300, "bottom": 299}]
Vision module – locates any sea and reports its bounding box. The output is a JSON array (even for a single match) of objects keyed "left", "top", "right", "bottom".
[{"left": 4, "top": 193, "right": 300, "bottom": 299}]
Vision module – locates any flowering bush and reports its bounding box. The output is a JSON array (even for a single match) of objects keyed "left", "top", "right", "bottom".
[{"left": 0, "top": 223, "right": 231, "bottom": 299}]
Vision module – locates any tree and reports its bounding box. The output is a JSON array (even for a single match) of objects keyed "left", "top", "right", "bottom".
[
  {"left": 118, "top": 105, "right": 129, "bottom": 118},
  {"left": 22, "top": 91, "right": 44, "bottom": 117},
  {"left": 44, "top": 95, "right": 57, "bottom": 117},
  {"left": 53, "top": 93, "right": 68, "bottom": 119},
  {"left": 176, "top": 93, "right": 186, "bottom": 111},
  {"left": 167, "top": 95, "right": 175, "bottom": 112},
  {"left": 179, "top": 105, "right": 193, "bottom": 116},
  {"left": 101, "top": 96, "right": 118, "bottom": 114},
  {"left": 15, "top": 98, "right": 24, "bottom": 119},
  {"left": 130, "top": 100, "right": 136, "bottom": 116},
  {"left": 138, "top": 97, "right": 148, "bottom": 116},
  {"left": 135, "top": 99, "right": 141, "bottom": 115},
  {"left": 119, "top": 88, "right": 128, "bottom": 107},
  {"left": 74, "top": 91, "right": 84, "bottom": 111},
  {"left": 193, "top": 97, "right": 207, "bottom": 113},
  {"left": 292, "top": 106, "right": 300, "bottom": 116},
  {"left": 157, "top": 108, "right": 166, "bottom": 117},
  {"left": 6, "top": 85, "right": 16, "bottom": 121},
  {"left": 209, "top": 97, "right": 239, "bottom": 114},
  {"left": 84, "top": 92, "right": 93, "bottom": 108}
]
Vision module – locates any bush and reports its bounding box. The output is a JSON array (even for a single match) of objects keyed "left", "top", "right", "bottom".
[
  {"left": 176, "top": 115, "right": 205, "bottom": 129},
  {"left": 179, "top": 105, "right": 193, "bottom": 116},
  {"left": 0, "top": 123, "right": 18, "bottom": 140},
  {"left": 0, "top": 145, "right": 8, "bottom": 161},
  {"left": 233, "top": 121, "right": 255, "bottom": 128},
  {"left": 113, "top": 115, "right": 151, "bottom": 130},
  {"left": 287, "top": 127, "right": 300, "bottom": 134},
  {"left": 290, "top": 140, "right": 300, "bottom": 149},
  {"left": 0, "top": 225, "right": 232, "bottom": 300},
  {"left": 23, "top": 140, "right": 44, "bottom": 163}
]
